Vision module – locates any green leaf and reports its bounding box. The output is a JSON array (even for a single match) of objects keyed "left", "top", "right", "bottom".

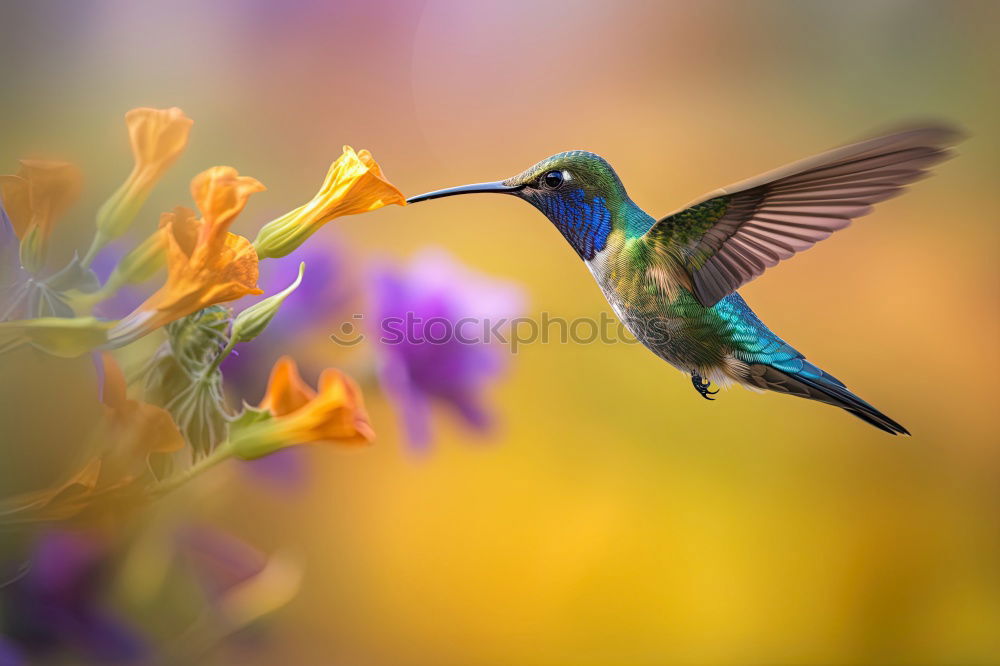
[
  {"left": 231, "top": 262, "right": 305, "bottom": 344},
  {"left": 230, "top": 404, "right": 273, "bottom": 431}
]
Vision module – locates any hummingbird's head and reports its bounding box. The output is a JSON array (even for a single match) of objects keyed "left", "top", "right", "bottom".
[{"left": 407, "top": 151, "right": 630, "bottom": 260}]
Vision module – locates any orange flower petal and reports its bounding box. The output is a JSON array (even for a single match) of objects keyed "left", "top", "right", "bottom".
[
  {"left": 18, "top": 160, "right": 82, "bottom": 235},
  {"left": 0, "top": 174, "right": 31, "bottom": 238},
  {"left": 259, "top": 356, "right": 317, "bottom": 417},
  {"left": 310, "top": 368, "right": 375, "bottom": 443},
  {"left": 125, "top": 107, "right": 193, "bottom": 183},
  {"left": 109, "top": 169, "right": 265, "bottom": 346},
  {"left": 0, "top": 458, "right": 105, "bottom": 523},
  {"left": 232, "top": 361, "right": 373, "bottom": 459},
  {"left": 99, "top": 353, "right": 184, "bottom": 457},
  {"left": 191, "top": 166, "right": 266, "bottom": 246},
  {"left": 100, "top": 351, "right": 128, "bottom": 409},
  {"left": 271, "top": 366, "right": 373, "bottom": 446},
  {"left": 0, "top": 160, "right": 81, "bottom": 240},
  {"left": 0, "top": 351, "right": 184, "bottom": 524},
  {"left": 213, "top": 231, "right": 262, "bottom": 298},
  {"left": 161, "top": 206, "right": 199, "bottom": 254}
]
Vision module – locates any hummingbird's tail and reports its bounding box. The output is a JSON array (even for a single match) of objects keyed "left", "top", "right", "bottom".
[{"left": 747, "top": 363, "right": 909, "bottom": 435}]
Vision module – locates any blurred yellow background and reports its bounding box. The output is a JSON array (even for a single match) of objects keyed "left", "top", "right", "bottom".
[{"left": 1, "top": 1, "right": 998, "bottom": 663}]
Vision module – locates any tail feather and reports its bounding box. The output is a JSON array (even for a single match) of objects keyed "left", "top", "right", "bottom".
[{"left": 747, "top": 364, "right": 909, "bottom": 435}]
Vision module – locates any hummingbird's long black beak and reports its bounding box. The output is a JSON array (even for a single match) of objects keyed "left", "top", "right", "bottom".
[{"left": 406, "top": 181, "right": 523, "bottom": 204}]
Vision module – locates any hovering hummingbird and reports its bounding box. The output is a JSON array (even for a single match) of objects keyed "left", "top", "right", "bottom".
[{"left": 406, "top": 126, "right": 960, "bottom": 434}]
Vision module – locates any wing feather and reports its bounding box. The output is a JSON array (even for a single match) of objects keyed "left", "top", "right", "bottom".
[{"left": 645, "top": 125, "right": 961, "bottom": 307}]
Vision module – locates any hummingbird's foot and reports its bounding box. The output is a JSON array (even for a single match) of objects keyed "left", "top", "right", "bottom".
[{"left": 690, "top": 372, "right": 719, "bottom": 401}]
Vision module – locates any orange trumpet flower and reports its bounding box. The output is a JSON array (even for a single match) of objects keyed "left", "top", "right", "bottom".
[
  {"left": 109, "top": 166, "right": 265, "bottom": 345},
  {"left": 231, "top": 356, "right": 374, "bottom": 459},
  {"left": 253, "top": 146, "right": 404, "bottom": 259}
]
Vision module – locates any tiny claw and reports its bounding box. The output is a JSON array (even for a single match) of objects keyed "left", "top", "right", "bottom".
[{"left": 690, "top": 373, "right": 719, "bottom": 401}]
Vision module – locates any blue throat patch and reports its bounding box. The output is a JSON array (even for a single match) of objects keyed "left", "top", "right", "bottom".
[{"left": 529, "top": 187, "right": 612, "bottom": 260}]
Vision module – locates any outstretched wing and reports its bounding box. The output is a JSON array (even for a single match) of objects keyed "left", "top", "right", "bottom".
[{"left": 644, "top": 125, "right": 961, "bottom": 308}]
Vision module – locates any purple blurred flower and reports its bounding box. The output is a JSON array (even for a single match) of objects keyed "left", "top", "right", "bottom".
[
  {"left": 173, "top": 524, "right": 300, "bottom": 647},
  {"left": 370, "top": 248, "right": 525, "bottom": 452},
  {"left": 174, "top": 525, "right": 266, "bottom": 605},
  {"left": 0, "top": 637, "right": 24, "bottom": 666},
  {"left": 239, "top": 449, "right": 308, "bottom": 494},
  {"left": 1, "top": 530, "right": 146, "bottom": 664}
]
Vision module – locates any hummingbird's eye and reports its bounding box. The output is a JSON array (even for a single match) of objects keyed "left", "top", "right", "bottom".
[{"left": 542, "top": 170, "right": 565, "bottom": 190}]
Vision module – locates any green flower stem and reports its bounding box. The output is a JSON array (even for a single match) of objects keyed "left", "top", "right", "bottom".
[
  {"left": 90, "top": 280, "right": 119, "bottom": 304},
  {"left": 81, "top": 232, "right": 107, "bottom": 269},
  {"left": 147, "top": 440, "right": 234, "bottom": 499},
  {"left": 207, "top": 336, "right": 238, "bottom": 375},
  {"left": 69, "top": 280, "right": 119, "bottom": 315}
]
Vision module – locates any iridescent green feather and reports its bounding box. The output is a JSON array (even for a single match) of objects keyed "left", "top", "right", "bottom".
[{"left": 645, "top": 196, "right": 730, "bottom": 270}]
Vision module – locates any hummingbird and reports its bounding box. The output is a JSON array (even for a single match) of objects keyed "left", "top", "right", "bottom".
[{"left": 406, "top": 126, "right": 960, "bottom": 434}]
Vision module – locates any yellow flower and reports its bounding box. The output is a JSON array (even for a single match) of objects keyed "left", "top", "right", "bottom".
[
  {"left": 253, "top": 145, "right": 404, "bottom": 259},
  {"left": 109, "top": 167, "right": 265, "bottom": 345},
  {"left": 91, "top": 108, "right": 193, "bottom": 253},
  {"left": 231, "top": 356, "right": 374, "bottom": 459},
  {"left": 0, "top": 160, "right": 82, "bottom": 266}
]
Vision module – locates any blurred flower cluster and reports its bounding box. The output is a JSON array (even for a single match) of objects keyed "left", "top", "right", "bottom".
[
  {"left": 0, "top": 107, "right": 407, "bottom": 513},
  {"left": 0, "top": 106, "right": 525, "bottom": 662},
  {"left": 0, "top": 107, "right": 407, "bottom": 662},
  {"left": 1, "top": 525, "right": 302, "bottom": 664}
]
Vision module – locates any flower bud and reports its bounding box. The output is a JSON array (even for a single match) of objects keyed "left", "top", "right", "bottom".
[
  {"left": 18, "top": 225, "right": 45, "bottom": 273},
  {"left": 231, "top": 262, "right": 305, "bottom": 344},
  {"left": 105, "top": 228, "right": 167, "bottom": 292}
]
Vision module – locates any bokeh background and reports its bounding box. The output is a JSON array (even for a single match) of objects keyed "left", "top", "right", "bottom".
[{"left": 1, "top": 0, "right": 999, "bottom": 664}]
